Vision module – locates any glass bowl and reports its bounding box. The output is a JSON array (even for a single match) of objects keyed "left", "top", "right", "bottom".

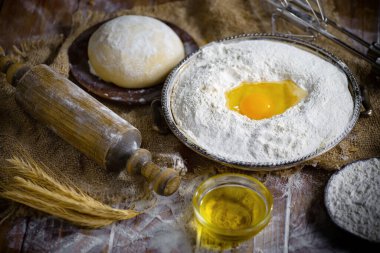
[
  {"left": 192, "top": 173, "right": 273, "bottom": 241},
  {"left": 161, "top": 33, "right": 362, "bottom": 171}
]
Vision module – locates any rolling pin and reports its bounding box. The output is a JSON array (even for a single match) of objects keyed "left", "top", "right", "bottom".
[{"left": 0, "top": 47, "right": 180, "bottom": 196}]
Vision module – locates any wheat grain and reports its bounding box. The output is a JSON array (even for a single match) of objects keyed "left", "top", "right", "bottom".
[{"left": 0, "top": 155, "right": 140, "bottom": 228}]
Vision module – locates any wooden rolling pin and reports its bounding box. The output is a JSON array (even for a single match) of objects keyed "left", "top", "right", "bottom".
[{"left": 0, "top": 47, "right": 180, "bottom": 196}]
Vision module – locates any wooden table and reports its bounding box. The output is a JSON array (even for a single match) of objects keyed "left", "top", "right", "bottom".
[{"left": 1, "top": 0, "right": 379, "bottom": 252}]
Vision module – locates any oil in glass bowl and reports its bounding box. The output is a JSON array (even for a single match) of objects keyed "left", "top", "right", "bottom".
[{"left": 193, "top": 173, "right": 273, "bottom": 246}]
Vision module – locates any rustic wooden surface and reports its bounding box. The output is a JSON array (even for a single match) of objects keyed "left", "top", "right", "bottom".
[{"left": 1, "top": 0, "right": 380, "bottom": 252}]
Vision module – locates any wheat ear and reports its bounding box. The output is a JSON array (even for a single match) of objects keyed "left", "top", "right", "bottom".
[{"left": 0, "top": 156, "right": 140, "bottom": 228}]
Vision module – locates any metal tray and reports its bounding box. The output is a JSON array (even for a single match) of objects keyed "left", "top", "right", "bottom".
[{"left": 161, "top": 34, "right": 362, "bottom": 171}]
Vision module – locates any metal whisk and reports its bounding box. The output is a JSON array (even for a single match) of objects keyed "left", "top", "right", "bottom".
[
  {"left": 264, "top": 0, "right": 380, "bottom": 74},
  {"left": 262, "top": 0, "right": 376, "bottom": 116}
]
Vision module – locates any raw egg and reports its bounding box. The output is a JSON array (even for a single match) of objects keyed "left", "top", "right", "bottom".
[{"left": 225, "top": 80, "right": 308, "bottom": 120}]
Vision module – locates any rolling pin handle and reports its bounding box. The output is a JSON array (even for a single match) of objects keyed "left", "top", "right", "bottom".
[
  {"left": 0, "top": 55, "right": 14, "bottom": 74},
  {"left": 0, "top": 52, "right": 30, "bottom": 87},
  {"left": 6, "top": 63, "right": 30, "bottom": 86},
  {"left": 127, "top": 148, "right": 180, "bottom": 196}
]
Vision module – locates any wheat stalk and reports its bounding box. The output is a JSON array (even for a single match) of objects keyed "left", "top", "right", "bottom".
[{"left": 0, "top": 155, "right": 140, "bottom": 228}]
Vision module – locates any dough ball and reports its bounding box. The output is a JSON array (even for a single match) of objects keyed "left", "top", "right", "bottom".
[{"left": 88, "top": 15, "right": 185, "bottom": 88}]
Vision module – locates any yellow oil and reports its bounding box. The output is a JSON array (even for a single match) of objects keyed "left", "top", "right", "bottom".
[
  {"left": 199, "top": 185, "right": 267, "bottom": 230},
  {"left": 225, "top": 80, "right": 308, "bottom": 120}
]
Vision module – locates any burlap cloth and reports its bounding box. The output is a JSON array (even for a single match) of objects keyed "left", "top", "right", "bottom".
[{"left": 0, "top": 0, "right": 379, "bottom": 213}]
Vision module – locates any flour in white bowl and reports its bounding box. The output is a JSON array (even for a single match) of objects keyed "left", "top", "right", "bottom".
[
  {"left": 325, "top": 158, "right": 380, "bottom": 242},
  {"left": 170, "top": 40, "right": 354, "bottom": 163}
]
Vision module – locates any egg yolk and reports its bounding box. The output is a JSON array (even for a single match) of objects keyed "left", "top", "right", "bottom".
[{"left": 225, "top": 80, "right": 308, "bottom": 120}]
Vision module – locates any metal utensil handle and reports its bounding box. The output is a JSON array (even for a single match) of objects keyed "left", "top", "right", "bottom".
[{"left": 360, "top": 85, "right": 373, "bottom": 117}]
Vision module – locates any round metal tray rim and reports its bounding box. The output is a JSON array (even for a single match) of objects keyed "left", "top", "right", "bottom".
[{"left": 162, "top": 33, "right": 362, "bottom": 171}]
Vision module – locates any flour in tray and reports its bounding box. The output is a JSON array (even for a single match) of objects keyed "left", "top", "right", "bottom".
[
  {"left": 325, "top": 158, "right": 380, "bottom": 242},
  {"left": 171, "top": 40, "right": 354, "bottom": 163}
]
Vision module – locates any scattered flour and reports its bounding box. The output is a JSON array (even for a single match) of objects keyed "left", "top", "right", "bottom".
[
  {"left": 171, "top": 40, "right": 353, "bottom": 163},
  {"left": 325, "top": 158, "right": 380, "bottom": 242}
]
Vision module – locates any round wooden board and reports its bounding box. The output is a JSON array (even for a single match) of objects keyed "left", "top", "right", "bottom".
[{"left": 68, "top": 18, "right": 198, "bottom": 105}]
